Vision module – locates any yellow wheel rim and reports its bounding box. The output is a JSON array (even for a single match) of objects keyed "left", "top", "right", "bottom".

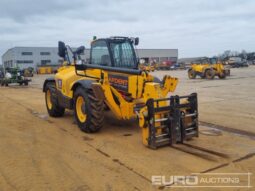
[
  {"left": 76, "top": 96, "right": 87, "bottom": 123},
  {"left": 46, "top": 90, "right": 52, "bottom": 109}
]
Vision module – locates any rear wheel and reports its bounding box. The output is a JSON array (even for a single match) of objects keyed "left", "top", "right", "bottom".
[
  {"left": 188, "top": 69, "right": 196, "bottom": 79},
  {"left": 45, "top": 83, "right": 65, "bottom": 117},
  {"left": 205, "top": 69, "right": 215, "bottom": 79},
  {"left": 74, "top": 87, "right": 104, "bottom": 133},
  {"left": 218, "top": 72, "right": 226, "bottom": 79}
]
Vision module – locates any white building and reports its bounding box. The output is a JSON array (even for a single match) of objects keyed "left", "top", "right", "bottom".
[{"left": 2, "top": 47, "right": 178, "bottom": 70}]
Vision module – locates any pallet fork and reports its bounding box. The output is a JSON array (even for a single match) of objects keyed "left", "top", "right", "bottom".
[{"left": 146, "top": 93, "right": 198, "bottom": 149}]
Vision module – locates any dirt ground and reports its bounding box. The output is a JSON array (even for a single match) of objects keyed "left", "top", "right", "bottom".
[{"left": 0, "top": 66, "right": 254, "bottom": 191}]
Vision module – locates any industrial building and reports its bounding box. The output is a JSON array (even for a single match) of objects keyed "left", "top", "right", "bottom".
[
  {"left": 1, "top": 47, "right": 178, "bottom": 70},
  {"left": 2, "top": 47, "right": 63, "bottom": 70}
]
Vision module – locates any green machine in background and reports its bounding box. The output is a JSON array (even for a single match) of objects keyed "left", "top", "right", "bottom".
[{"left": 0, "top": 67, "right": 31, "bottom": 86}]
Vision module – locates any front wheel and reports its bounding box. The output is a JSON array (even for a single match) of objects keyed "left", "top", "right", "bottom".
[
  {"left": 45, "top": 83, "right": 65, "bottom": 117},
  {"left": 205, "top": 69, "right": 215, "bottom": 79},
  {"left": 188, "top": 69, "right": 196, "bottom": 79},
  {"left": 74, "top": 87, "right": 104, "bottom": 133}
]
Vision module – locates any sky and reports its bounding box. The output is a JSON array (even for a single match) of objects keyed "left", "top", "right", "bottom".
[{"left": 0, "top": 0, "right": 255, "bottom": 63}]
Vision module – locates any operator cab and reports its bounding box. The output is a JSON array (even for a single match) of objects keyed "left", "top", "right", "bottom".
[
  {"left": 90, "top": 37, "right": 139, "bottom": 69},
  {"left": 209, "top": 57, "right": 217, "bottom": 64},
  {"left": 193, "top": 57, "right": 217, "bottom": 65}
]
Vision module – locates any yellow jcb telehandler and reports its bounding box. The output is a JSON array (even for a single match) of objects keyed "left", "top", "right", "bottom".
[
  {"left": 188, "top": 57, "right": 230, "bottom": 79},
  {"left": 43, "top": 37, "right": 198, "bottom": 149}
]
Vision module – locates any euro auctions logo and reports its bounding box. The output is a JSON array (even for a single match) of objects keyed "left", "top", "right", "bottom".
[
  {"left": 152, "top": 175, "right": 198, "bottom": 187},
  {"left": 152, "top": 173, "right": 252, "bottom": 188}
]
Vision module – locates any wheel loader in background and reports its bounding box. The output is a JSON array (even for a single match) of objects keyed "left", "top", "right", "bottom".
[
  {"left": 188, "top": 57, "right": 230, "bottom": 79},
  {"left": 43, "top": 37, "right": 198, "bottom": 149}
]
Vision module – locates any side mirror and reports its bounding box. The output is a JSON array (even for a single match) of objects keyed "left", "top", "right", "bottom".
[
  {"left": 58, "top": 41, "right": 67, "bottom": 58},
  {"left": 135, "top": 37, "right": 139, "bottom": 45},
  {"left": 75, "top": 46, "right": 85, "bottom": 55}
]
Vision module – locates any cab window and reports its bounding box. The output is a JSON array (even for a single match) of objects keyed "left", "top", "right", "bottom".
[
  {"left": 110, "top": 41, "right": 136, "bottom": 68},
  {"left": 91, "top": 41, "right": 111, "bottom": 66}
]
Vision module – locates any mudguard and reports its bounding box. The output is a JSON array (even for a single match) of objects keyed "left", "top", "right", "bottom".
[
  {"left": 43, "top": 78, "right": 55, "bottom": 92},
  {"left": 71, "top": 79, "right": 105, "bottom": 101},
  {"left": 71, "top": 80, "right": 95, "bottom": 91}
]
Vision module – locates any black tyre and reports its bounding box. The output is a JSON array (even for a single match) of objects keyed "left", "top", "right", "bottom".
[
  {"left": 5, "top": 83, "right": 8, "bottom": 87},
  {"left": 188, "top": 69, "right": 196, "bottom": 79},
  {"left": 45, "top": 83, "right": 65, "bottom": 117},
  {"left": 24, "top": 81, "right": 28, "bottom": 86},
  {"left": 205, "top": 69, "right": 215, "bottom": 79},
  {"left": 225, "top": 70, "right": 230, "bottom": 76},
  {"left": 218, "top": 72, "right": 226, "bottom": 79},
  {"left": 200, "top": 75, "right": 206, "bottom": 79},
  {"left": 74, "top": 87, "right": 104, "bottom": 133},
  {"left": 104, "top": 103, "right": 110, "bottom": 111}
]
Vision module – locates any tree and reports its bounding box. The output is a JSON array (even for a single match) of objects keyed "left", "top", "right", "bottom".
[{"left": 240, "top": 50, "right": 247, "bottom": 59}]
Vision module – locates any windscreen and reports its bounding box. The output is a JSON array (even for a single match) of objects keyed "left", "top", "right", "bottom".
[
  {"left": 210, "top": 58, "right": 217, "bottom": 64},
  {"left": 110, "top": 41, "right": 136, "bottom": 68}
]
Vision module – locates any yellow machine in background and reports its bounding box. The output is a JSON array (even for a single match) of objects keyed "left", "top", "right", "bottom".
[
  {"left": 139, "top": 58, "right": 155, "bottom": 72},
  {"left": 37, "top": 67, "right": 53, "bottom": 74},
  {"left": 22, "top": 67, "right": 34, "bottom": 77},
  {"left": 139, "top": 63, "right": 155, "bottom": 72},
  {"left": 43, "top": 37, "right": 198, "bottom": 149},
  {"left": 188, "top": 57, "right": 230, "bottom": 79}
]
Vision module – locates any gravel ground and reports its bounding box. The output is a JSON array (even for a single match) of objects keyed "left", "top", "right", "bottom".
[{"left": 0, "top": 66, "right": 254, "bottom": 190}]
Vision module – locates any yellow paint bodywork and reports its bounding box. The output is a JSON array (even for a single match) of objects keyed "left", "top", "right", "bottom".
[
  {"left": 191, "top": 63, "right": 209, "bottom": 73},
  {"left": 191, "top": 63, "right": 228, "bottom": 76},
  {"left": 55, "top": 65, "right": 179, "bottom": 146},
  {"left": 55, "top": 66, "right": 83, "bottom": 97}
]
